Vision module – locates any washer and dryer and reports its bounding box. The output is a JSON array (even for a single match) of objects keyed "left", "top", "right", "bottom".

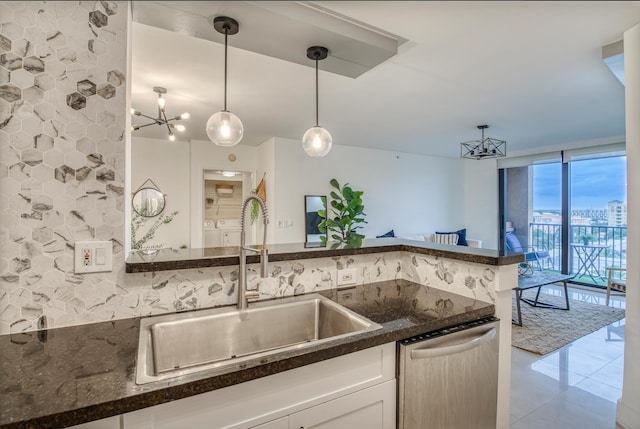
[
  {"left": 216, "top": 219, "right": 242, "bottom": 246},
  {"left": 204, "top": 219, "right": 242, "bottom": 247}
]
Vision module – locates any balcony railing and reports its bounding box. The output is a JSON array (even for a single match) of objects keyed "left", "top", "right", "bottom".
[{"left": 529, "top": 223, "right": 627, "bottom": 286}]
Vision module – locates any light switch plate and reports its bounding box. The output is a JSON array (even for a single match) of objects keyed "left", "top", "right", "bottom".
[
  {"left": 75, "top": 241, "right": 113, "bottom": 273},
  {"left": 337, "top": 268, "right": 357, "bottom": 286}
]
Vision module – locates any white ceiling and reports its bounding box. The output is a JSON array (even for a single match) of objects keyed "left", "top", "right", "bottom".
[{"left": 131, "top": 1, "right": 640, "bottom": 158}]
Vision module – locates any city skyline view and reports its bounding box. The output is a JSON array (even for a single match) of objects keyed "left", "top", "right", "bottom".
[{"left": 533, "top": 156, "right": 627, "bottom": 211}]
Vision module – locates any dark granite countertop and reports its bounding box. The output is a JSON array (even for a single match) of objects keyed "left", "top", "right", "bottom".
[
  {"left": 126, "top": 238, "right": 523, "bottom": 273},
  {"left": 0, "top": 279, "right": 495, "bottom": 429}
]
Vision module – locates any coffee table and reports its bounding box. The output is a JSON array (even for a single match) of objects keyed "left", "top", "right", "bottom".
[{"left": 513, "top": 272, "right": 574, "bottom": 327}]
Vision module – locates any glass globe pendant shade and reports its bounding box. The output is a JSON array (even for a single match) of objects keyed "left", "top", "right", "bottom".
[
  {"left": 206, "top": 110, "right": 243, "bottom": 146},
  {"left": 302, "top": 126, "right": 332, "bottom": 157}
]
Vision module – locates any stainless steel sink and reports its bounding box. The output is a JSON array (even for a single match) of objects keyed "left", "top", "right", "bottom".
[{"left": 135, "top": 294, "right": 381, "bottom": 384}]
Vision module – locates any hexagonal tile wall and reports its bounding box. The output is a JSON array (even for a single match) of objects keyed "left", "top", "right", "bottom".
[{"left": 0, "top": 1, "right": 127, "bottom": 334}]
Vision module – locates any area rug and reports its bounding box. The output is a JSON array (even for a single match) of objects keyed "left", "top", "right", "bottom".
[{"left": 512, "top": 290, "right": 625, "bottom": 355}]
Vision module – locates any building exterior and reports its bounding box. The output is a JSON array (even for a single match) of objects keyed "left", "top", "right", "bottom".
[
  {"left": 572, "top": 208, "right": 608, "bottom": 222},
  {"left": 608, "top": 200, "right": 627, "bottom": 226}
]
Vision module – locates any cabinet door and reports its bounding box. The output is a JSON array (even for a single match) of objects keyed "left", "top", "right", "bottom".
[
  {"left": 251, "top": 416, "right": 289, "bottom": 429},
  {"left": 289, "top": 380, "right": 396, "bottom": 429}
]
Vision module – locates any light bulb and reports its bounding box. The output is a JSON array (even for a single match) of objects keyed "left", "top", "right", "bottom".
[
  {"left": 206, "top": 110, "right": 243, "bottom": 146},
  {"left": 175, "top": 124, "right": 186, "bottom": 132},
  {"left": 313, "top": 135, "right": 322, "bottom": 148},
  {"left": 130, "top": 108, "right": 135, "bottom": 115},
  {"left": 222, "top": 171, "right": 236, "bottom": 177},
  {"left": 157, "top": 96, "right": 166, "bottom": 110},
  {"left": 302, "top": 126, "right": 332, "bottom": 157},
  {"left": 180, "top": 112, "right": 190, "bottom": 119},
  {"left": 168, "top": 133, "right": 175, "bottom": 142},
  {"left": 221, "top": 120, "right": 231, "bottom": 138}
]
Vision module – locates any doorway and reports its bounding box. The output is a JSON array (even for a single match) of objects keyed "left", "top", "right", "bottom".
[{"left": 202, "top": 170, "right": 255, "bottom": 247}]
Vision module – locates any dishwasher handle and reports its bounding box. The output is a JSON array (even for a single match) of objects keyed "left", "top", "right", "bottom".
[{"left": 410, "top": 327, "right": 497, "bottom": 359}]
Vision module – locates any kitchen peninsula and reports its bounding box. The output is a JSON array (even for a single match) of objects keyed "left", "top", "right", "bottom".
[{"left": 1, "top": 240, "right": 521, "bottom": 429}]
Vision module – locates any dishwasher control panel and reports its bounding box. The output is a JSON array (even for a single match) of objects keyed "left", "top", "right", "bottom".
[{"left": 400, "top": 316, "right": 499, "bottom": 345}]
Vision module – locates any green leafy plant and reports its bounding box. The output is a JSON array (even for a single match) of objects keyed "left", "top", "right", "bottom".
[
  {"left": 318, "top": 178, "right": 367, "bottom": 247},
  {"left": 577, "top": 233, "right": 594, "bottom": 245},
  {"left": 131, "top": 209, "right": 178, "bottom": 250}
]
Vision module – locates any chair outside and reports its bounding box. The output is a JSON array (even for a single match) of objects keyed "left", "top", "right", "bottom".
[
  {"left": 506, "top": 232, "right": 551, "bottom": 271},
  {"left": 606, "top": 267, "right": 626, "bottom": 306}
]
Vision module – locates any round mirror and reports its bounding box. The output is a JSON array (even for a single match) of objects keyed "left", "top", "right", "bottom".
[{"left": 132, "top": 187, "right": 166, "bottom": 217}]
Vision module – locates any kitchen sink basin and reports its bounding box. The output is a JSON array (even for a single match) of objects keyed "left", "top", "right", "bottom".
[{"left": 135, "top": 294, "right": 381, "bottom": 384}]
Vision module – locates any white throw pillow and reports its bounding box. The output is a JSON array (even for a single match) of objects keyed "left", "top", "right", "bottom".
[{"left": 431, "top": 233, "right": 459, "bottom": 245}]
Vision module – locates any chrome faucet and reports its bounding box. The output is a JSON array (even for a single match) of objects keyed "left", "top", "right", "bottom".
[{"left": 238, "top": 195, "right": 269, "bottom": 310}]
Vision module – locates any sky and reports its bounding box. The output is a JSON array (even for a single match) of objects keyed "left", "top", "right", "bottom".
[{"left": 532, "top": 156, "right": 627, "bottom": 210}]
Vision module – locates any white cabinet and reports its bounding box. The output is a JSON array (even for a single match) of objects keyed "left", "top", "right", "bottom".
[
  {"left": 250, "top": 417, "right": 288, "bottom": 429},
  {"left": 289, "top": 380, "right": 396, "bottom": 429},
  {"left": 124, "top": 343, "right": 395, "bottom": 429}
]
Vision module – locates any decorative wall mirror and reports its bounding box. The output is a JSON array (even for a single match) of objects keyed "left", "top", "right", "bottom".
[
  {"left": 132, "top": 179, "right": 166, "bottom": 217},
  {"left": 304, "top": 195, "right": 326, "bottom": 242}
]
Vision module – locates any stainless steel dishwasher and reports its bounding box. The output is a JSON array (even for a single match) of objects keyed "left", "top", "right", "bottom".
[{"left": 398, "top": 317, "right": 500, "bottom": 429}]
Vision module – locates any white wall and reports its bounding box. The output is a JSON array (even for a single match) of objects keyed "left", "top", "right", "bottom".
[
  {"left": 272, "top": 137, "right": 467, "bottom": 244},
  {"left": 464, "top": 159, "right": 499, "bottom": 250},
  {"left": 131, "top": 137, "right": 191, "bottom": 249},
  {"left": 256, "top": 138, "right": 277, "bottom": 245},
  {"left": 132, "top": 136, "right": 497, "bottom": 249},
  {"left": 618, "top": 21, "right": 640, "bottom": 429}
]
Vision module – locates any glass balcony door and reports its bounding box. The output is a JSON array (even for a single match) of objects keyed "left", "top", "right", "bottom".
[
  {"left": 501, "top": 153, "right": 627, "bottom": 287},
  {"left": 568, "top": 156, "right": 627, "bottom": 286}
]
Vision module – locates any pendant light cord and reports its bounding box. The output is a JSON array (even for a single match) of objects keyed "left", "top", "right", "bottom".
[
  {"left": 315, "top": 56, "right": 319, "bottom": 126},
  {"left": 223, "top": 26, "right": 228, "bottom": 112}
]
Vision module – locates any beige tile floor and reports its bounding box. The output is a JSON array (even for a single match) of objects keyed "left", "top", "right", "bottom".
[{"left": 510, "top": 284, "right": 626, "bottom": 429}]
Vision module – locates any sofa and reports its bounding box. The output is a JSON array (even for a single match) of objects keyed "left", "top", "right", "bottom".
[{"left": 398, "top": 233, "right": 482, "bottom": 248}]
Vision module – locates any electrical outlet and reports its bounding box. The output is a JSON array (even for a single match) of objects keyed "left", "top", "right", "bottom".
[
  {"left": 75, "top": 241, "right": 113, "bottom": 273},
  {"left": 82, "top": 248, "right": 92, "bottom": 266},
  {"left": 337, "top": 268, "right": 357, "bottom": 286}
]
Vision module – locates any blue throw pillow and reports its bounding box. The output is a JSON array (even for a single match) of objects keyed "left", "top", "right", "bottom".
[
  {"left": 436, "top": 228, "right": 468, "bottom": 246},
  {"left": 376, "top": 230, "right": 395, "bottom": 238}
]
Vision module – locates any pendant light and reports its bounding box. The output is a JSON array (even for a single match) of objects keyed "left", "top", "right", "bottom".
[
  {"left": 460, "top": 125, "right": 506, "bottom": 160},
  {"left": 302, "top": 46, "right": 332, "bottom": 157},
  {"left": 206, "top": 16, "right": 244, "bottom": 146}
]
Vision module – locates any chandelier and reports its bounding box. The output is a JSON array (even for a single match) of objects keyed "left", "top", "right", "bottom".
[
  {"left": 131, "top": 87, "right": 189, "bottom": 142},
  {"left": 460, "top": 125, "right": 506, "bottom": 160}
]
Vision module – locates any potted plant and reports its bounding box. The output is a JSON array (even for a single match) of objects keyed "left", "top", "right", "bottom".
[
  {"left": 131, "top": 209, "right": 179, "bottom": 250},
  {"left": 318, "top": 178, "right": 367, "bottom": 247},
  {"left": 577, "top": 233, "right": 594, "bottom": 245}
]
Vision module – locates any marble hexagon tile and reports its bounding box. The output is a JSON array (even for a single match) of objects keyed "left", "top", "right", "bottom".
[
  {"left": 0, "top": 1, "right": 128, "bottom": 334},
  {"left": 401, "top": 252, "right": 496, "bottom": 304}
]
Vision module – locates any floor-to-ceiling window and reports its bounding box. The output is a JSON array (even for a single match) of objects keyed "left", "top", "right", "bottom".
[
  {"left": 500, "top": 145, "right": 626, "bottom": 287},
  {"left": 531, "top": 163, "right": 563, "bottom": 271},
  {"left": 568, "top": 156, "right": 627, "bottom": 285}
]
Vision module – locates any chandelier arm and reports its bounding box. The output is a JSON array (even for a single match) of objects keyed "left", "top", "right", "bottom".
[
  {"left": 161, "top": 109, "right": 173, "bottom": 135},
  {"left": 135, "top": 112, "right": 162, "bottom": 122},
  {"left": 134, "top": 121, "right": 162, "bottom": 130}
]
